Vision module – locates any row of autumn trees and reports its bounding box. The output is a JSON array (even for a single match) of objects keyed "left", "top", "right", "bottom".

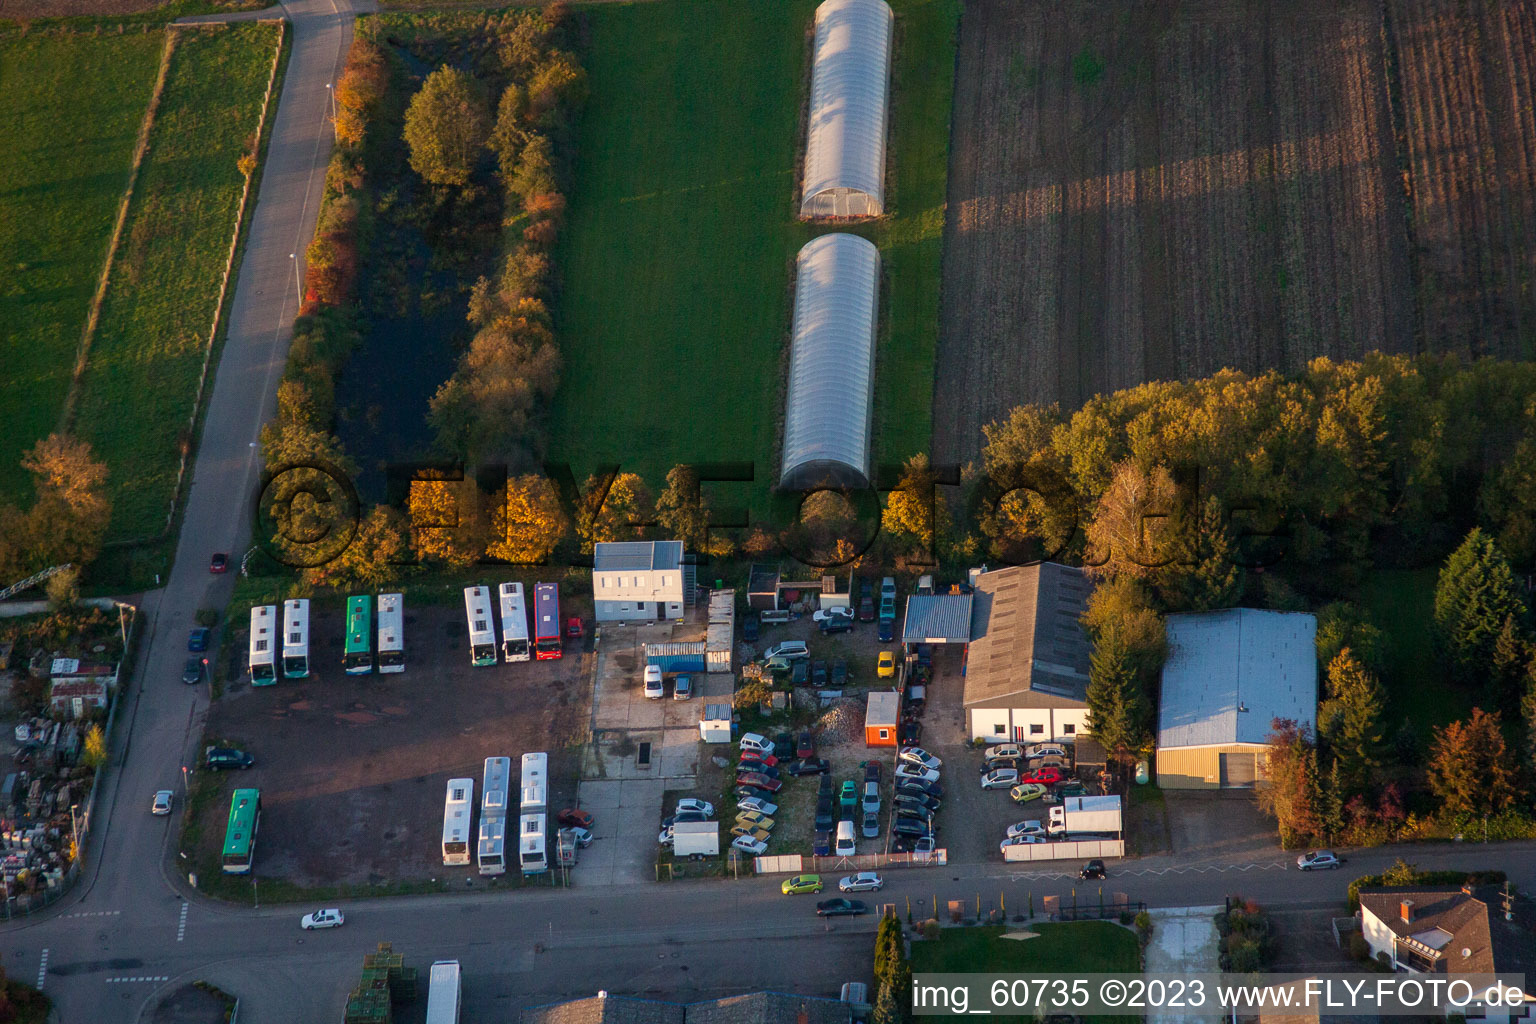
[
  {"left": 1261, "top": 527, "right": 1536, "bottom": 847},
  {"left": 0, "top": 435, "right": 111, "bottom": 591}
]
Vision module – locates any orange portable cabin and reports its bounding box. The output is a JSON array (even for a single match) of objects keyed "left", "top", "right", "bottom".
[{"left": 864, "top": 690, "right": 900, "bottom": 747}]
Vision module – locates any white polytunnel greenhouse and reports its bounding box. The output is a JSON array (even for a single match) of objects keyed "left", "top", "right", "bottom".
[
  {"left": 779, "top": 233, "right": 880, "bottom": 491},
  {"left": 800, "top": 0, "right": 893, "bottom": 219}
]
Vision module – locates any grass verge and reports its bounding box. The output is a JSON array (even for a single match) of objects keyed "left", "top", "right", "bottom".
[
  {"left": 550, "top": 0, "right": 958, "bottom": 518},
  {"left": 73, "top": 22, "right": 281, "bottom": 543},
  {"left": 1357, "top": 566, "right": 1472, "bottom": 743},
  {"left": 0, "top": 30, "right": 164, "bottom": 502}
]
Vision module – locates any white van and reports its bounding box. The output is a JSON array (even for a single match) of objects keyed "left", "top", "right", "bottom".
[{"left": 835, "top": 820, "right": 856, "bottom": 857}]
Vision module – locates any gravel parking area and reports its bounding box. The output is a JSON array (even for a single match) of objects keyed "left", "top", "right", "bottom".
[{"left": 196, "top": 596, "right": 590, "bottom": 887}]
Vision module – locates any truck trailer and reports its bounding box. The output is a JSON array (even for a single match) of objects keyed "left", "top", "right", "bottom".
[{"left": 1047, "top": 794, "right": 1122, "bottom": 837}]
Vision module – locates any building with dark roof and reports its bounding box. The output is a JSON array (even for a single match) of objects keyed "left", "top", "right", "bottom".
[
  {"left": 961, "top": 563, "right": 1095, "bottom": 743},
  {"left": 519, "top": 990, "right": 853, "bottom": 1024},
  {"left": 592, "top": 541, "right": 687, "bottom": 622},
  {"left": 1357, "top": 884, "right": 1535, "bottom": 986}
]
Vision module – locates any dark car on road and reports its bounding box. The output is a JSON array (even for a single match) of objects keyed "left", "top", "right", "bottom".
[
  {"left": 208, "top": 552, "right": 228, "bottom": 574},
  {"left": 187, "top": 627, "right": 211, "bottom": 652},
  {"left": 206, "top": 747, "right": 254, "bottom": 770},
  {"left": 784, "top": 758, "right": 829, "bottom": 777},
  {"left": 877, "top": 619, "right": 894, "bottom": 643},
  {"left": 1080, "top": 859, "right": 1106, "bottom": 880},
  {"left": 816, "top": 898, "right": 869, "bottom": 917},
  {"left": 182, "top": 657, "right": 206, "bottom": 685}
]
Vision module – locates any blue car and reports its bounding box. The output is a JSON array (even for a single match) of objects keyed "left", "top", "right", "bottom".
[
  {"left": 877, "top": 619, "right": 894, "bottom": 643},
  {"left": 188, "top": 627, "right": 211, "bottom": 652}
]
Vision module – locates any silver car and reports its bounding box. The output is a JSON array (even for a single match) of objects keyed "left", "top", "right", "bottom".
[{"left": 839, "top": 871, "right": 884, "bottom": 892}]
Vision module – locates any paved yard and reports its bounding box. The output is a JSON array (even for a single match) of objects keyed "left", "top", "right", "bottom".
[{"left": 1162, "top": 790, "right": 1278, "bottom": 861}]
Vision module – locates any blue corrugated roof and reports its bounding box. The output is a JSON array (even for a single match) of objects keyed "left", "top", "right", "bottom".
[{"left": 901, "top": 593, "right": 973, "bottom": 644}]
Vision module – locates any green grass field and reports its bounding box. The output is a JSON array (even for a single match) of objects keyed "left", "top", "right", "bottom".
[
  {"left": 910, "top": 922, "right": 1140, "bottom": 1023},
  {"left": 74, "top": 22, "right": 279, "bottom": 541},
  {"left": 1357, "top": 566, "right": 1473, "bottom": 742},
  {"left": 550, "top": 0, "right": 959, "bottom": 518},
  {"left": 0, "top": 31, "right": 165, "bottom": 503}
]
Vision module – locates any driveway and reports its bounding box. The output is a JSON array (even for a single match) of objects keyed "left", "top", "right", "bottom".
[{"left": 1162, "top": 790, "right": 1277, "bottom": 861}]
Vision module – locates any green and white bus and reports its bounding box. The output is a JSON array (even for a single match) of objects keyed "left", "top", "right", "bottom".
[
  {"left": 221, "top": 788, "right": 261, "bottom": 874},
  {"left": 343, "top": 595, "right": 373, "bottom": 675}
]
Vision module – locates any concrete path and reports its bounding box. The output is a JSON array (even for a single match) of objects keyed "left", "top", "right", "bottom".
[{"left": 1144, "top": 905, "right": 1224, "bottom": 1024}]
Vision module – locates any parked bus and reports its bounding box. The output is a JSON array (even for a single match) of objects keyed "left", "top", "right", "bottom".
[
  {"left": 477, "top": 756, "right": 511, "bottom": 876},
  {"left": 463, "top": 586, "right": 497, "bottom": 667},
  {"left": 497, "top": 582, "right": 531, "bottom": 663},
  {"left": 343, "top": 595, "right": 373, "bottom": 675},
  {"left": 441, "top": 777, "right": 474, "bottom": 866},
  {"left": 518, "top": 813, "right": 548, "bottom": 874},
  {"left": 519, "top": 751, "right": 548, "bottom": 814},
  {"left": 221, "top": 788, "right": 261, "bottom": 874},
  {"left": 248, "top": 605, "right": 277, "bottom": 686},
  {"left": 425, "top": 961, "right": 462, "bottom": 1024},
  {"left": 377, "top": 593, "right": 404, "bottom": 674},
  {"left": 282, "top": 599, "right": 309, "bottom": 678},
  {"left": 533, "top": 583, "right": 561, "bottom": 660}
]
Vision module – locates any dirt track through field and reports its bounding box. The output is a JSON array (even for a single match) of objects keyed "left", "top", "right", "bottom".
[{"left": 935, "top": 0, "right": 1536, "bottom": 464}]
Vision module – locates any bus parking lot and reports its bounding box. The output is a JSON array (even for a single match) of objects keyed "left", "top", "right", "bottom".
[{"left": 189, "top": 596, "right": 592, "bottom": 889}]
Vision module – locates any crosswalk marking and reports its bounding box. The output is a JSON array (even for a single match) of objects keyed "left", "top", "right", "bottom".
[
  {"left": 106, "top": 976, "right": 171, "bottom": 984},
  {"left": 177, "top": 903, "right": 189, "bottom": 942},
  {"left": 36, "top": 949, "right": 48, "bottom": 989}
]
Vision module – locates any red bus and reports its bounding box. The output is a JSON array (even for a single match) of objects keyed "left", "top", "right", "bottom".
[{"left": 533, "top": 583, "right": 562, "bottom": 660}]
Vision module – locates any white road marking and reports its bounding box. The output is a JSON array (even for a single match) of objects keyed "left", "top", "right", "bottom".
[
  {"left": 105, "top": 976, "right": 171, "bottom": 984},
  {"left": 177, "top": 902, "right": 189, "bottom": 941},
  {"left": 36, "top": 949, "right": 48, "bottom": 989},
  {"left": 64, "top": 910, "right": 122, "bottom": 918},
  {"left": 1007, "top": 860, "right": 1291, "bottom": 881}
]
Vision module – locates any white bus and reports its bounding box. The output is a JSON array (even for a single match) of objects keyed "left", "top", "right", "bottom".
[
  {"left": 248, "top": 605, "right": 277, "bottom": 686},
  {"left": 478, "top": 756, "right": 511, "bottom": 876},
  {"left": 518, "top": 812, "right": 548, "bottom": 874},
  {"left": 519, "top": 751, "right": 548, "bottom": 814},
  {"left": 463, "top": 586, "right": 497, "bottom": 667},
  {"left": 425, "top": 960, "right": 462, "bottom": 1024},
  {"left": 497, "top": 582, "right": 531, "bottom": 663},
  {"left": 377, "top": 593, "right": 404, "bottom": 674},
  {"left": 441, "top": 777, "right": 473, "bottom": 866},
  {"left": 281, "top": 599, "right": 309, "bottom": 679}
]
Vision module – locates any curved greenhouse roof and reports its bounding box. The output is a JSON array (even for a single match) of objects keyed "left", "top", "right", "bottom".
[
  {"left": 800, "top": 0, "right": 893, "bottom": 219},
  {"left": 780, "top": 233, "right": 880, "bottom": 490}
]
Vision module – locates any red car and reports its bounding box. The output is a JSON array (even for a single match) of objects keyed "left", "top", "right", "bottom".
[
  {"left": 735, "top": 772, "right": 782, "bottom": 793},
  {"left": 565, "top": 617, "right": 585, "bottom": 639},
  {"left": 1021, "top": 766, "right": 1066, "bottom": 786},
  {"left": 796, "top": 730, "right": 815, "bottom": 759},
  {"left": 739, "top": 751, "right": 777, "bottom": 768},
  {"left": 209, "top": 552, "right": 228, "bottom": 574},
  {"left": 556, "top": 808, "right": 593, "bottom": 829}
]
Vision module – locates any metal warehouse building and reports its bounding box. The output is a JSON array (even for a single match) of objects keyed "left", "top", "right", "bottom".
[
  {"left": 800, "top": 0, "right": 893, "bottom": 218},
  {"left": 779, "top": 233, "right": 880, "bottom": 490},
  {"left": 1155, "top": 609, "right": 1318, "bottom": 790}
]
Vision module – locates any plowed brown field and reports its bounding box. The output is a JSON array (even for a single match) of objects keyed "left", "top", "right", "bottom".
[{"left": 935, "top": 0, "right": 1536, "bottom": 463}]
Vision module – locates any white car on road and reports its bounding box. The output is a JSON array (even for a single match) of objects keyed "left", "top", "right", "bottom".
[
  {"left": 151, "top": 790, "right": 174, "bottom": 816},
  {"left": 301, "top": 908, "right": 345, "bottom": 930},
  {"left": 839, "top": 872, "right": 884, "bottom": 893}
]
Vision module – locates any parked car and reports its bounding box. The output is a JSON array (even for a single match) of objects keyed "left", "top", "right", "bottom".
[
  {"left": 894, "top": 794, "right": 939, "bottom": 816},
  {"left": 862, "top": 781, "right": 881, "bottom": 814},
  {"left": 663, "top": 810, "right": 709, "bottom": 828},
  {"left": 732, "top": 835, "right": 769, "bottom": 856},
  {"left": 879, "top": 596, "right": 895, "bottom": 620},
  {"left": 643, "top": 665, "right": 664, "bottom": 699},
  {"left": 877, "top": 619, "right": 894, "bottom": 643},
  {"left": 862, "top": 810, "right": 880, "bottom": 839},
  {"left": 781, "top": 874, "right": 823, "bottom": 895},
  {"left": 657, "top": 827, "right": 674, "bottom": 846},
  {"left": 673, "top": 674, "right": 692, "bottom": 700},
  {"left": 561, "top": 826, "right": 594, "bottom": 848},
  {"left": 899, "top": 746, "right": 943, "bottom": 770},
  {"left": 206, "top": 747, "right": 254, "bottom": 770},
  {"left": 982, "top": 757, "right": 1024, "bottom": 773},
  {"left": 182, "top": 657, "right": 206, "bottom": 685},
  {"left": 791, "top": 660, "right": 810, "bottom": 685},
  {"left": 736, "top": 760, "right": 780, "bottom": 778},
  {"left": 813, "top": 830, "right": 831, "bottom": 856},
  {"left": 1006, "top": 820, "right": 1046, "bottom": 839},
  {"left": 1296, "top": 850, "right": 1343, "bottom": 871},
  {"left": 891, "top": 834, "right": 937, "bottom": 854},
  {"left": 151, "top": 790, "right": 174, "bottom": 816},
  {"left": 739, "top": 733, "right": 773, "bottom": 755},
  {"left": 300, "top": 908, "right": 345, "bottom": 930},
  {"left": 816, "top": 898, "right": 868, "bottom": 917},
  {"left": 820, "top": 617, "right": 853, "bottom": 636},
  {"left": 736, "top": 785, "right": 776, "bottom": 801},
  {"left": 899, "top": 719, "right": 922, "bottom": 745},
  {"left": 858, "top": 596, "right": 875, "bottom": 622},
  {"left": 763, "top": 641, "right": 809, "bottom": 661},
  {"left": 880, "top": 577, "right": 897, "bottom": 601},
  {"left": 811, "top": 660, "right": 828, "bottom": 686},
  {"left": 730, "top": 824, "right": 771, "bottom": 843},
  {"left": 736, "top": 772, "right": 782, "bottom": 793},
  {"left": 1020, "top": 766, "right": 1067, "bottom": 786},
  {"left": 784, "top": 758, "right": 829, "bottom": 777},
  {"left": 766, "top": 656, "right": 793, "bottom": 675},
  {"left": 208, "top": 552, "right": 228, "bottom": 574},
  {"left": 675, "top": 798, "right": 714, "bottom": 817},
  {"left": 1010, "top": 783, "right": 1048, "bottom": 803},
  {"left": 840, "top": 871, "right": 884, "bottom": 892},
  {"left": 735, "top": 810, "right": 774, "bottom": 829},
  {"left": 982, "top": 768, "right": 1020, "bottom": 790},
  {"left": 895, "top": 762, "right": 939, "bottom": 785},
  {"left": 1025, "top": 743, "right": 1069, "bottom": 759},
  {"left": 1000, "top": 836, "right": 1045, "bottom": 851},
  {"left": 862, "top": 760, "right": 881, "bottom": 784},
  {"left": 876, "top": 651, "right": 894, "bottom": 677},
  {"left": 557, "top": 808, "right": 593, "bottom": 829},
  {"left": 796, "top": 731, "right": 815, "bottom": 759},
  {"left": 891, "top": 817, "right": 932, "bottom": 837},
  {"left": 1080, "top": 859, "right": 1107, "bottom": 880},
  {"left": 736, "top": 796, "right": 774, "bottom": 817},
  {"left": 187, "top": 627, "right": 210, "bottom": 652},
  {"left": 812, "top": 607, "right": 854, "bottom": 623},
  {"left": 896, "top": 777, "right": 943, "bottom": 799},
  {"left": 838, "top": 780, "right": 858, "bottom": 810},
  {"left": 834, "top": 821, "right": 856, "bottom": 857},
  {"left": 741, "top": 615, "right": 760, "bottom": 643},
  {"left": 739, "top": 750, "right": 778, "bottom": 768},
  {"left": 985, "top": 743, "right": 1024, "bottom": 761}
]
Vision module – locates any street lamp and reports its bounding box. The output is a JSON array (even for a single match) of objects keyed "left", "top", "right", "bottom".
[
  {"left": 70, "top": 803, "right": 78, "bottom": 859},
  {"left": 289, "top": 253, "right": 301, "bottom": 306},
  {"left": 325, "top": 82, "right": 336, "bottom": 121}
]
